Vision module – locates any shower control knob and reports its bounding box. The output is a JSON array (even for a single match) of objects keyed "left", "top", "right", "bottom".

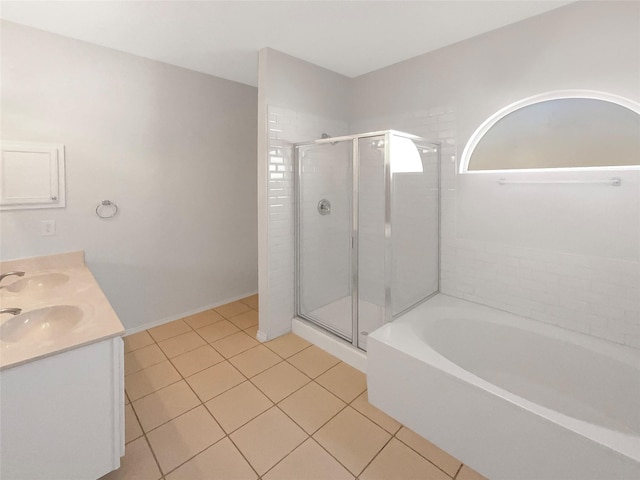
[{"left": 317, "top": 199, "right": 331, "bottom": 215}]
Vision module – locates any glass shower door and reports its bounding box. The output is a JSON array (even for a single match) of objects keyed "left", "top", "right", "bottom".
[
  {"left": 390, "top": 137, "right": 440, "bottom": 316},
  {"left": 296, "top": 141, "right": 353, "bottom": 341}
]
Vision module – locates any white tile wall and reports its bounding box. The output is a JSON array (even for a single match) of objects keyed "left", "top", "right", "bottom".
[
  {"left": 352, "top": 110, "right": 640, "bottom": 350},
  {"left": 265, "top": 106, "right": 349, "bottom": 338},
  {"left": 265, "top": 103, "right": 639, "bottom": 350}
]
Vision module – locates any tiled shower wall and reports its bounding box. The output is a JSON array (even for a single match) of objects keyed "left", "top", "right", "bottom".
[
  {"left": 265, "top": 106, "right": 348, "bottom": 337},
  {"left": 352, "top": 110, "right": 640, "bottom": 350}
]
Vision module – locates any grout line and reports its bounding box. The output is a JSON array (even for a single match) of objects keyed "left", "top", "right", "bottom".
[
  {"left": 238, "top": 336, "right": 367, "bottom": 475},
  {"left": 179, "top": 311, "right": 260, "bottom": 471},
  {"left": 137, "top": 316, "right": 263, "bottom": 479},
  {"left": 128, "top": 401, "right": 165, "bottom": 479},
  {"left": 356, "top": 432, "right": 395, "bottom": 478},
  {"left": 124, "top": 341, "right": 170, "bottom": 376},
  {"left": 125, "top": 314, "right": 467, "bottom": 480},
  {"left": 252, "top": 358, "right": 366, "bottom": 478},
  {"left": 225, "top": 432, "right": 263, "bottom": 479},
  {"left": 390, "top": 428, "right": 458, "bottom": 479}
]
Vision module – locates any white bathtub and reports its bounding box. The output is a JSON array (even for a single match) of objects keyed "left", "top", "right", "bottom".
[{"left": 367, "top": 294, "right": 640, "bottom": 480}]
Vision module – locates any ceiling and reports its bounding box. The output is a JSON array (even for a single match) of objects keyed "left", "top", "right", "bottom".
[{"left": 0, "top": 0, "right": 574, "bottom": 87}]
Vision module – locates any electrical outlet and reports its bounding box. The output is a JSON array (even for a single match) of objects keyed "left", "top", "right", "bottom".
[{"left": 40, "top": 220, "right": 56, "bottom": 236}]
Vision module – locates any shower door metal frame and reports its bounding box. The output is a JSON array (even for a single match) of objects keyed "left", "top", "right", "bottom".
[
  {"left": 294, "top": 140, "right": 355, "bottom": 345},
  {"left": 294, "top": 130, "right": 440, "bottom": 350}
]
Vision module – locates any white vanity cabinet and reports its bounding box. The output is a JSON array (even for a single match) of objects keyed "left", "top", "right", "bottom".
[{"left": 0, "top": 336, "right": 124, "bottom": 480}]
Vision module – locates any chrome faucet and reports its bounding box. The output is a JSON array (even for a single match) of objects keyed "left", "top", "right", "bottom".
[
  {"left": 0, "top": 308, "right": 22, "bottom": 315},
  {"left": 0, "top": 271, "right": 25, "bottom": 284}
]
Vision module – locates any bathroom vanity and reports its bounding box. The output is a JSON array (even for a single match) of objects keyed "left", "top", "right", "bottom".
[{"left": 0, "top": 251, "right": 125, "bottom": 479}]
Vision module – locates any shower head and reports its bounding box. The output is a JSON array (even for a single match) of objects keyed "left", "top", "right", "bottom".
[{"left": 321, "top": 133, "right": 339, "bottom": 145}]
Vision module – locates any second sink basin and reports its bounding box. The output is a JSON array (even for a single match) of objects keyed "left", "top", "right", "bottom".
[
  {"left": 5, "top": 273, "right": 70, "bottom": 293},
  {"left": 1, "top": 305, "right": 83, "bottom": 344}
]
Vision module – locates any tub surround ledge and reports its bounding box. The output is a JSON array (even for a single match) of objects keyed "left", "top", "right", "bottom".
[{"left": 368, "top": 294, "right": 640, "bottom": 480}]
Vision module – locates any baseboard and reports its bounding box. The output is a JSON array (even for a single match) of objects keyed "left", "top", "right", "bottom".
[
  {"left": 256, "top": 330, "right": 269, "bottom": 342},
  {"left": 123, "top": 290, "right": 258, "bottom": 336}
]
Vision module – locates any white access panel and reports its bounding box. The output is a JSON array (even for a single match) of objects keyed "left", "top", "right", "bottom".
[{"left": 0, "top": 141, "right": 65, "bottom": 210}]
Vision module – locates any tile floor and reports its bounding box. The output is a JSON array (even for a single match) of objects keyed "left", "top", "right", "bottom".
[{"left": 102, "top": 295, "right": 488, "bottom": 480}]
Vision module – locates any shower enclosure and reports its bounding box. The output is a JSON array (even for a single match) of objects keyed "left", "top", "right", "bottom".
[{"left": 295, "top": 130, "right": 440, "bottom": 350}]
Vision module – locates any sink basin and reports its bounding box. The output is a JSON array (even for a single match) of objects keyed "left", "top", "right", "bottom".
[
  {"left": 1, "top": 305, "right": 83, "bottom": 344},
  {"left": 4, "top": 273, "right": 70, "bottom": 293}
]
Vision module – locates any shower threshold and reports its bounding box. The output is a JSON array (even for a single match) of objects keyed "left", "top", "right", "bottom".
[{"left": 301, "top": 296, "right": 384, "bottom": 351}]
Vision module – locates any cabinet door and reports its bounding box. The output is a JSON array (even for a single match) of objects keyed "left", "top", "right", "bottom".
[
  {"left": 0, "top": 141, "right": 65, "bottom": 210},
  {"left": 0, "top": 337, "right": 124, "bottom": 479}
]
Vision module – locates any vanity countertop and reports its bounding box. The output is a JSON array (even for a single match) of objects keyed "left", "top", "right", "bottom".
[{"left": 0, "top": 251, "right": 125, "bottom": 370}]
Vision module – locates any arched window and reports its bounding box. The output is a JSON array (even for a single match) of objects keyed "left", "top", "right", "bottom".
[{"left": 459, "top": 91, "right": 640, "bottom": 173}]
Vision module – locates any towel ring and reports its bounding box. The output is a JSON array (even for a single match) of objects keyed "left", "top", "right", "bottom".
[{"left": 96, "top": 200, "right": 118, "bottom": 219}]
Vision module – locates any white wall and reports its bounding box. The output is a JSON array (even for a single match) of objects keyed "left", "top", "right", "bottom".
[
  {"left": 1, "top": 21, "right": 258, "bottom": 331},
  {"left": 350, "top": 1, "right": 640, "bottom": 348},
  {"left": 257, "top": 48, "right": 350, "bottom": 340}
]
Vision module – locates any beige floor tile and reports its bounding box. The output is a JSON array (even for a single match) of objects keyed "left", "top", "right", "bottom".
[
  {"left": 265, "top": 333, "right": 311, "bottom": 358},
  {"left": 148, "top": 320, "right": 192, "bottom": 342},
  {"left": 125, "top": 392, "right": 130, "bottom": 404},
  {"left": 288, "top": 345, "right": 340, "bottom": 378},
  {"left": 205, "top": 381, "right": 273, "bottom": 433},
  {"left": 124, "top": 404, "right": 143, "bottom": 444},
  {"left": 229, "top": 345, "right": 281, "bottom": 377},
  {"left": 230, "top": 407, "right": 308, "bottom": 475},
  {"left": 240, "top": 294, "right": 259, "bottom": 310},
  {"left": 313, "top": 407, "right": 390, "bottom": 476},
  {"left": 125, "top": 360, "right": 181, "bottom": 401},
  {"left": 186, "top": 361, "right": 245, "bottom": 402},
  {"left": 396, "top": 427, "right": 462, "bottom": 477},
  {"left": 132, "top": 381, "right": 200, "bottom": 432},
  {"left": 165, "top": 437, "right": 258, "bottom": 480},
  {"left": 360, "top": 438, "right": 450, "bottom": 480},
  {"left": 227, "top": 309, "right": 259, "bottom": 330},
  {"left": 212, "top": 331, "right": 260, "bottom": 358},
  {"left": 124, "top": 344, "right": 166, "bottom": 376},
  {"left": 263, "top": 438, "right": 354, "bottom": 480},
  {"left": 215, "top": 300, "right": 252, "bottom": 318},
  {"left": 158, "top": 331, "right": 206, "bottom": 358},
  {"left": 244, "top": 325, "right": 259, "bottom": 338},
  {"left": 99, "top": 437, "right": 161, "bottom": 480},
  {"left": 279, "top": 382, "right": 346, "bottom": 434},
  {"left": 457, "top": 465, "right": 488, "bottom": 480},
  {"left": 147, "top": 406, "right": 225, "bottom": 474},
  {"left": 171, "top": 344, "right": 224, "bottom": 377},
  {"left": 123, "top": 331, "right": 155, "bottom": 353},
  {"left": 196, "top": 319, "right": 240, "bottom": 343},
  {"left": 252, "top": 361, "right": 310, "bottom": 402},
  {"left": 351, "top": 391, "right": 401, "bottom": 434},
  {"left": 315, "top": 362, "right": 367, "bottom": 403},
  {"left": 182, "top": 309, "right": 225, "bottom": 329}
]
